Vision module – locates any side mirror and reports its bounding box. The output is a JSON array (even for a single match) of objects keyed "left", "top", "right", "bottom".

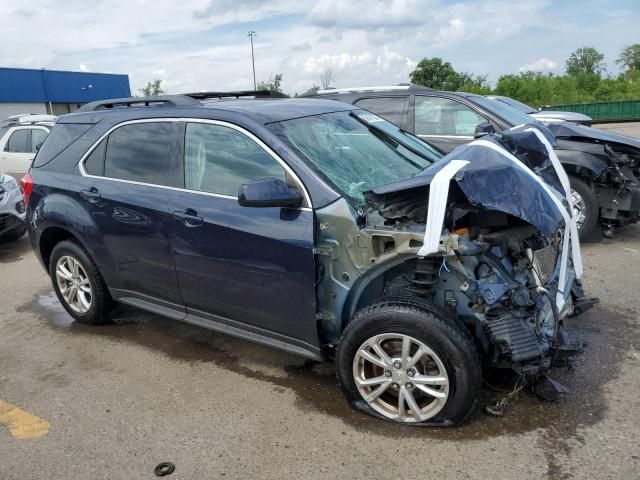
[
  {"left": 474, "top": 122, "right": 495, "bottom": 138},
  {"left": 238, "top": 177, "right": 304, "bottom": 209}
]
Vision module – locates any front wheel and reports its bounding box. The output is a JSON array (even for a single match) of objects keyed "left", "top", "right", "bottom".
[
  {"left": 336, "top": 297, "right": 481, "bottom": 426},
  {"left": 569, "top": 175, "right": 599, "bottom": 239}
]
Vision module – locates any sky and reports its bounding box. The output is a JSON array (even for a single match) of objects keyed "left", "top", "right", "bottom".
[{"left": 1, "top": 0, "right": 639, "bottom": 95}]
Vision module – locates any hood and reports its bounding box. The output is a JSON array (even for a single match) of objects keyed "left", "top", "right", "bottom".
[
  {"left": 531, "top": 111, "right": 592, "bottom": 123},
  {"left": 546, "top": 122, "right": 640, "bottom": 150},
  {"left": 368, "top": 130, "right": 568, "bottom": 236}
]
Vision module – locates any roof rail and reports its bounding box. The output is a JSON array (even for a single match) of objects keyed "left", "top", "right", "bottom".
[
  {"left": 315, "top": 85, "right": 412, "bottom": 95},
  {"left": 183, "top": 90, "right": 289, "bottom": 100},
  {"left": 76, "top": 95, "right": 199, "bottom": 112}
]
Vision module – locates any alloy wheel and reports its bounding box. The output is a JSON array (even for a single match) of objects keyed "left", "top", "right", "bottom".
[
  {"left": 352, "top": 333, "right": 449, "bottom": 422},
  {"left": 571, "top": 188, "right": 587, "bottom": 229},
  {"left": 55, "top": 255, "right": 93, "bottom": 314}
]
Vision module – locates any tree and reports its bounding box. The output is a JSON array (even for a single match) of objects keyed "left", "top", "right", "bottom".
[
  {"left": 257, "top": 73, "right": 283, "bottom": 92},
  {"left": 306, "top": 84, "right": 320, "bottom": 94},
  {"left": 617, "top": 44, "right": 640, "bottom": 72},
  {"left": 409, "top": 57, "right": 489, "bottom": 93},
  {"left": 320, "top": 68, "right": 334, "bottom": 89},
  {"left": 565, "top": 47, "right": 606, "bottom": 77},
  {"left": 139, "top": 79, "right": 165, "bottom": 96},
  {"left": 410, "top": 57, "right": 465, "bottom": 90}
]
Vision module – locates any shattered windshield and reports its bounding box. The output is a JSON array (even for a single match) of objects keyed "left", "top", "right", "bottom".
[{"left": 268, "top": 110, "right": 439, "bottom": 204}]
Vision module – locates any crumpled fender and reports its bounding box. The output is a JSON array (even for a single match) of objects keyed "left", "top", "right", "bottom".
[
  {"left": 547, "top": 122, "right": 640, "bottom": 150},
  {"left": 555, "top": 148, "right": 609, "bottom": 178}
]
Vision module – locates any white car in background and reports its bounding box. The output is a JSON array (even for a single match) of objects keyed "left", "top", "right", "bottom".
[
  {"left": 0, "top": 171, "right": 27, "bottom": 241},
  {"left": 0, "top": 114, "right": 56, "bottom": 179},
  {"left": 488, "top": 96, "right": 593, "bottom": 126}
]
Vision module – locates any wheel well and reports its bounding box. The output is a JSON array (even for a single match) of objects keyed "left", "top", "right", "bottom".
[
  {"left": 39, "top": 227, "right": 78, "bottom": 269},
  {"left": 564, "top": 165, "right": 594, "bottom": 185}
]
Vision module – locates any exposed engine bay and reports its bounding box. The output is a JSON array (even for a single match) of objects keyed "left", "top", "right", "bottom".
[{"left": 315, "top": 127, "right": 595, "bottom": 378}]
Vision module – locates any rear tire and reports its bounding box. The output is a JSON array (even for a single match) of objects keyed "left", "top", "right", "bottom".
[
  {"left": 336, "top": 297, "right": 481, "bottom": 426},
  {"left": 569, "top": 175, "right": 599, "bottom": 240},
  {"left": 49, "top": 240, "right": 112, "bottom": 325}
]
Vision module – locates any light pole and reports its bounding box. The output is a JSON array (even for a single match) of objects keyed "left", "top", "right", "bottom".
[{"left": 247, "top": 30, "right": 257, "bottom": 90}]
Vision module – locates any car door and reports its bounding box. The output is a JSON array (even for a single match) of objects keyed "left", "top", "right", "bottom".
[
  {"left": 76, "top": 120, "right": 184, "bottom": 311},
  {"left": 170, "top": 120, "right": 318, "bottom": 350},
  {"left": 0, "top": 127, "right": 46, "bottom": 177},
  {"left": 413, "top": 95, "right": 489, "bottom": 153}
]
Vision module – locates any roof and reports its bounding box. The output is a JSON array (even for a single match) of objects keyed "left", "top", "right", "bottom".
[
  {"left": 303, "top": 84, "right": 479, "bottom": 100},
  {"left": 64, "top": 97, "right": 358, "bottom": 125},
  {"left": 203, "top": 98, "right": 358, "bottom": 123},
  {"left": 0, "top": 67, "right": 131, "bottom": 104}
]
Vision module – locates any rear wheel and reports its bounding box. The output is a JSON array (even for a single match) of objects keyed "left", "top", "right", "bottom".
[
  {"left": 49, "top": 240, "right": 112, "bottom": 324},
  {"left": 336, "top": 297, "right": 481, "bottom": 426},
  {"left": 569, "top": 175, "right": 599, "bottom": 239}
]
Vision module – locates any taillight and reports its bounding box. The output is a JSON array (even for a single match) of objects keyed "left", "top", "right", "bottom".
[{"left": 19, "top": 174, "right": 33, "bottom": 206}]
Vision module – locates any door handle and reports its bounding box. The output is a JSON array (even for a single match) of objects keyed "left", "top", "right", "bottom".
[
  {"left": 80, "top": 187, "right": 101, "bottom": 202},
  {"left": 173, "top": 208, "right": 203, "bottom": 227}
]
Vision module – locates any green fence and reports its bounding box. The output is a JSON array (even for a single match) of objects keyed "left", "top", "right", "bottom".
[{"left": 542, "top": 100, "right": 640, "bottom": 122}]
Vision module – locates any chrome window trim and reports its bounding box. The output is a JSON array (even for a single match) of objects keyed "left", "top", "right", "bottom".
[{"left": 78, "top": 117, "right": 313, "bottom": 211}]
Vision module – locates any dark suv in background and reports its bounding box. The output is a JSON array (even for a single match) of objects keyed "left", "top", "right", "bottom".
[
  {"left": 24, "top": 94, "right": 587, "bottom": 426},
  {"left": 306, "top": 85, "right": 640, "bottom": 238}
]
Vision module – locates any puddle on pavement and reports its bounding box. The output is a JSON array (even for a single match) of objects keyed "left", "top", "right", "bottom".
[{"left": 20, "top": 291, "right": 638, "bottom": 456}]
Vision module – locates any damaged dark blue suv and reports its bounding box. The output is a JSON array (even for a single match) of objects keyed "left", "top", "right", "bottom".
[{"left": 24, "top": 94, "right": 590, "bottom": 426}]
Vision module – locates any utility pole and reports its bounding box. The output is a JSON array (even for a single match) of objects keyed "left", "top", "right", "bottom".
[{"left": 247, "top": 31, "right": 257, "bottom": 90}]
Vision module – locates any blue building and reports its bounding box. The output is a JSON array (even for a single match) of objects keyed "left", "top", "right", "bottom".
[{"left": 0, "top": 67, "right": 131, "bottom": 118}]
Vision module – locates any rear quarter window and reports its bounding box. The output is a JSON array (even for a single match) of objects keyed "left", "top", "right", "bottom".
[
  {"left": 354, "top": 97, "right": 408, "bottom": 127},
  {"left": 33, "top": 124, "right": 94, "bottom": 168}
]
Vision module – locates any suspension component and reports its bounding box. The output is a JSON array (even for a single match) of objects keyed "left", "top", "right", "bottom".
[{"left": 407, "top": 257, "right": 438, "bottom": 296}]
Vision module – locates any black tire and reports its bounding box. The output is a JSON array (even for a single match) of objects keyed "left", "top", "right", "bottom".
[
  {"left": 0, "top": 222, "right": 27, "bottom": 243},
  {"left": 336, "top": 296, "right": 481, "bottom": 426},
  {"left": 49, "top": 240, "right": 112, "bottom": 325},
  {"left": 569, "top": 175, "right": 599, "bottom": 240}
]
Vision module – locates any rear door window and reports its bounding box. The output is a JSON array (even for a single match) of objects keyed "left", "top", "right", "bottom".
[
  {"left": 415, "top": 96, "right": 486, "bottom": 137},
  {"left": 5, "top": 129, "right": 29, "bottom": 153},
  {"left": 354, "top": 97, "right": 408, "bottom": 127},
  {"left": 103, "top": 122, "right": 177, "bottom": 186},
  {"left": 184, "top": 122, "right": 286, "bottom": 197},
  {"left": 30, "top": 128, "right": 49, "bottom": 153}
]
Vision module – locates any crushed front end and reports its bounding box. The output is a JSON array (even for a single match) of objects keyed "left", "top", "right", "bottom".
[
  {"left": 315, "top": 128, "right": 594, "bottom": 378},
  {"left": 549, "top": 122, "right": 640, "bottom": 230}
]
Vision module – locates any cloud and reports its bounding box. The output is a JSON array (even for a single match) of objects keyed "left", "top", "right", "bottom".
[
  {"left": 290, "top": 42, "right": 311, "bottom": 52},
  {"left": 79, "top": 64, "right": 89, "bottom": 72},
  {"left": 435, "top": 18, "right": 465, "bottom": 46},
  {"left": 518, "top": 57, "right": 558, "bottom": 72},
  {"left": 304, "top": 52, "right": 374, "bottom": 73},
  {"left": 0, "top": 0, "right": 638, "bottom": 95},
  {"left": 308, "top": 0, "right": 427, "bottom": 28}
]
